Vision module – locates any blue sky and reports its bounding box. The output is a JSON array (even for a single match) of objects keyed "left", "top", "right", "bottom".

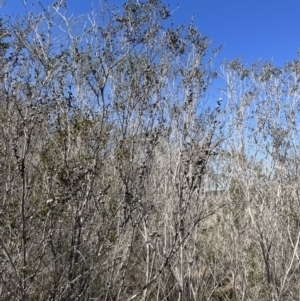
[
  {"left": 2, "top": 0, "right": 300, "bottom": 100},
  {"left": 2, "top": 0, "right": 300, "bottom": 67}
]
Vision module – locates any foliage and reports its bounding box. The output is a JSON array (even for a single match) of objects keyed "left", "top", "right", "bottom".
[{"left": 1, "top": 1, "right": 300, "bottom": 301}]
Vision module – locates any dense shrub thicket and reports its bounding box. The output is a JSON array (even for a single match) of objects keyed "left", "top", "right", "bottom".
[{"left": 1, "top": 1, "right": 300, "bottom": 300}]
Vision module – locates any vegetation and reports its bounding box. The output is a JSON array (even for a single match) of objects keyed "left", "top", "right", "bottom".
[{"left": 1, "top": 1, "right": 300, "bottom": 300}]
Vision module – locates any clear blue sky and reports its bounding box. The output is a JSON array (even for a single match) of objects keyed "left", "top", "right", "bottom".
[{"left": 2, "top": 0, "right": 300, "bottom": 66}]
